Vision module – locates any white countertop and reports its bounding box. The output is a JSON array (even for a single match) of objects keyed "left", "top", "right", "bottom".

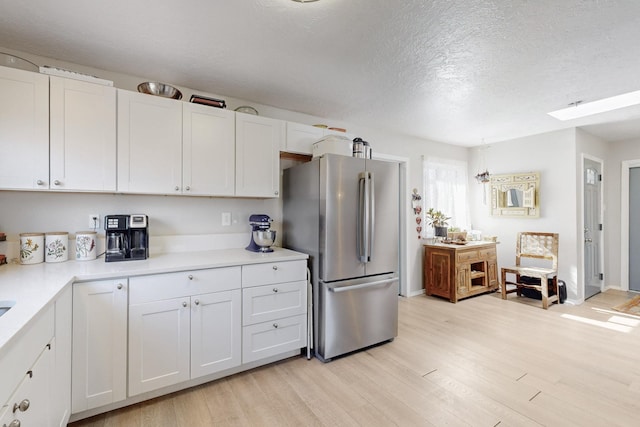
[{"left": 0, "top": 247, "right": 308, "bottom": 356}]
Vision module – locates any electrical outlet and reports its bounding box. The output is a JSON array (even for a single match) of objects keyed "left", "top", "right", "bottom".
[
  {"left": 221, "top": 212, "right": 231, "bottom": 226},
  {"left": 89, "top": 214, "right": 99, "bottom": 229}
]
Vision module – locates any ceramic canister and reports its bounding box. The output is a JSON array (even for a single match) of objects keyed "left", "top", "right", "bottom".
[
  {"left": 20, "top": 232, "right": 45, "bottom": 264},
  {"left": 75, "top": 231, "right": 97, "bottom": 261},
  {"left": 45, "top": 231, "right": 69, "bottom": 263}
]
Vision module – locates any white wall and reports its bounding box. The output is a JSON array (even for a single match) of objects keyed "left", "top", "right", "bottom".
[{"left": 468, "top": 129, "right": 580, "bottom": 302}]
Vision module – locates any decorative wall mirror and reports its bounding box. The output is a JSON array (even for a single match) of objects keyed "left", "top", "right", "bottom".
[{"left": 490, "top": 172, "right": 540, "bottom": 218}]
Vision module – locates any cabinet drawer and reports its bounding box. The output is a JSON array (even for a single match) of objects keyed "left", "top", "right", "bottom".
[
  {"left": 242, "top": 260, "right": 306, "bottom": 288},
  {"left": 242, "top": 314, "right": 307, "bottom": 363},
  {"left": 479, "top": 247, "right": 497, "bottom": 259},
  {"left": 130, "top": 267, "right": 241, "bottom": 304},
  {"left": 242, "top": 280, "right": 307, "bottom": 325},
  {"left": 0, "top": 304, "right": 54, "bottom": 407},
  {"left": 457, "top": 250, "right": 479, "bottom": 263}
]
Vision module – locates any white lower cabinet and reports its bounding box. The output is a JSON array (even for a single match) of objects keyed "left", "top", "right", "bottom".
[
  {"left": 128, "top": 268, "right": 242, "bottom": 396},
  {"left": 71, "top": 279, "right": 128, "bottom": 413},
  {"left": 241, "top": 261, "right": 308, "bottom": 363}
]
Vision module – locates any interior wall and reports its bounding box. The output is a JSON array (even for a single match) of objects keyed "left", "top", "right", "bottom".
[
  {"left": 606, "top": 139, "right": 640, "bottom": 289},
  {"left": 468, "top": 129, "right": 580, "bottom": 303}
]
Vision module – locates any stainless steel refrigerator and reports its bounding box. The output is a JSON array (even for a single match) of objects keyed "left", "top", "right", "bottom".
[{"left": 283, "top": 154, "right": 399, "bottom": 361}]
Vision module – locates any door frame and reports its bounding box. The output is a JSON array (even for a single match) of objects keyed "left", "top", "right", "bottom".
[
  {"left": 581, "top": 154, "right": 604, "bottom": 300},
  {"left": 372, "top": 152, "right": 409, "bottom": 297},
  {"left": 620, "top": 159, "right": 640, "bottom": 291}
]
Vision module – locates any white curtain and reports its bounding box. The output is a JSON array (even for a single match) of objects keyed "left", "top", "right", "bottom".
[{"left": 423, "top": 156, "right": 470, "bottom": 235}]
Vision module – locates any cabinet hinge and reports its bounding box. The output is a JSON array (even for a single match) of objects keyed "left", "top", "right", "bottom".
[
  {"left": 599, "top": 273, "right": 604, "bottom": 280},
  {"left": 599, "top": 224, "right": 603, "bottom": 231},
  {"left": 598, "top": 174, "right": 602, "bottom": 182}
]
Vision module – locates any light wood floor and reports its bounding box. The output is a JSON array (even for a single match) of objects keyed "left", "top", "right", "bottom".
[{"left": 69, "top": 290, "right": 640, "bottom": 427}]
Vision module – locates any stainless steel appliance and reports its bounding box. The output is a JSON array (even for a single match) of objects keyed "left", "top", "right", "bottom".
[
  {"left": 104, "top": 214, "right": 149, "bottom": 262},
  {"left": 245, "top": 214, "right": 276, "bottom": 252},
  {"left": 283, "top": 154, "right": 399, "bottom": 361}
]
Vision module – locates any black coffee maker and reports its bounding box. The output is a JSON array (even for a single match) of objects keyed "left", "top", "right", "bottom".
[{"left": 104, "top": 214, "right": 149, "bottom": 262}]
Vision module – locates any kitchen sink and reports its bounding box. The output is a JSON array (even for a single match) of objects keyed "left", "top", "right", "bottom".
[{"left": 0, "top": 300, "right": 15, "bottom": 317}]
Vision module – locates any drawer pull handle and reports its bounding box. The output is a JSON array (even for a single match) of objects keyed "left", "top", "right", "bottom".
[
  {"left": 273, "top": 323, "right": 279, "bottom": 329},
  {"left": 272, "top": 265, "right": 278, "bottom": 270},
  {"left": 182, "top": 301, "right": 188, "bottom": 308},
  {"left": 117, "top": 283, "right": 123, "bottom": 290},
  {"left": 188, "top": 275, "right": 194, "bottom": 280},
  {"left": 54, "top": 180, "right": 61, "bottom": 186},
  {"left": 175, "top": 186, "right": 180, "bottom": 191},
  {"left": 272, "top": 288, "right": 278, "bottom": 293},
  {"left": 36, "top": 180, "right": 45, "bottom": 186},
  {"left": 7, "top": 419, "right": 21, "bottom": 427},
  {"left": 194, "top": 299, "right": 200, "bottom": 306},
  {"left": 13, "top": 399, "right": 30, "bottom": 413}
]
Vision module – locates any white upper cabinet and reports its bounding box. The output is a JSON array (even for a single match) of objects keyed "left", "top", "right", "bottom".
[
  {"left": 284, "top": 122, "right": 324, "bottom": 155},
  {"left": 183, "top": 103, "right": 235, "bottom": 196},
  {"left": 117, "top": 90, "right": 182, "bottom": 194},
  {"left": 50, "top": 76, "right": 116, "bottom": 191},
  {"left": 0, "top": 66, "right": 49, "bottom": 190},
  {"left": 235, "top": 113, "right": 283, "bottom": 198}
]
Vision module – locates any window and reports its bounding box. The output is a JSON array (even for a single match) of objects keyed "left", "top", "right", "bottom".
[{"left": 423, "top": 156, "right": 469, "bottom": 235}]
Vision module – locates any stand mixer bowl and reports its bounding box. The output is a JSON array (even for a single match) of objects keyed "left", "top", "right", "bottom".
[{"left": 252, "top": 230, "right": 276, "bottom": 252}]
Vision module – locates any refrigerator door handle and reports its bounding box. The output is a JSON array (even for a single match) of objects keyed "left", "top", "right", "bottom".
[
  {"left": 357, "top": 172, "right": 368, "bottom": 262},
  {"left": 368, "top": 171, "right": 375, "bottom": 262},
  {"left": 328, "top": 277, "right": 397, "bottom": 293}
]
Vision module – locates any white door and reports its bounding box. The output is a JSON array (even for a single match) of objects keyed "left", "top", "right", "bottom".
[
  {"left": 50, "top": 76, "right": 116, "bottom": 191},
  {"left": 117, "top": 89, "right": 182, "bottom": 194},
  {"left": 183, "top": 103, "right": 235, "bottom": 196},
  {"left": 190, "top": 289, "right": 241, "bottom": 378},
  {"left": 583, "top": 158, "right": 603, "bottom": 300},
  {"left": 0, "top": 66, "right": 49, "bottom": 189},
  {"left": 629, "top": 167, "right": 640, "bottom": 291},
  {"left": 128, "top": 297, "right": 190, "bottom": 396},
  {"left": 235, "top": 113, "right": 283, "bottom": 197},
  {"left": 72, "top": 280, "right": 128, "bottom": 412}
]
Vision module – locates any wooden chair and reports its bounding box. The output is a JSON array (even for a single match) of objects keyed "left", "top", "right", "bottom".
[{"left": 501, "top": 232, "right": 559, "bottom": 309}]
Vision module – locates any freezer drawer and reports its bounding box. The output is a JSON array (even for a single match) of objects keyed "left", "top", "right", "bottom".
[{"left": 316, "top": 274, "right": 398, "bottom": 361}]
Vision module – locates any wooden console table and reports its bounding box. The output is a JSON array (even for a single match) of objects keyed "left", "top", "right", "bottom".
[{"left": 423, "top": 241, "right": 499, "bottom": 303}]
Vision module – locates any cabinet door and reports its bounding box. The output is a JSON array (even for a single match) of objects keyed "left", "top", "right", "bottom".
[
  {"left": 425, "top": 249, "right": 452, "bottom": 299},
  {"left": 488, "top": 259, "right": 499, "bottom": 288},
  {"left": 0, "top": 66, "right": 49, "bottom": 189},
  {"left": 128, "top": 297, "right": 191, "bottom": 396},
  {"left": 49, "top": 76, "right": 116, "bottom": 192},
  {"left": 52, "top": 286, "right": 72, "bottom": 426},
  {"left": 284, "top": 122, "right": 323, "bottom": 155},
  {"left": 183, "top": 103, "right": 235, "bottom": 196},
  {"left": 456, "top": 265, "right": 471, "bottom": 298},
  {"left": 235, "top": 113, "right": 283, "bottom": 197},
  {"left": 72, "top": 279, "right": 128, "bottom": 413},
  {"left": 191, "top": 289, "right": 241, "bottom": 378},
  {"left": 117, "top": 90, "right": 182, "bottom": 194}
]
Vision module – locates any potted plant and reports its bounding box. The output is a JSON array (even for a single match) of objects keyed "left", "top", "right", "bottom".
[{"left": 425, "top": 208, "right": 450, "bottom": 238}]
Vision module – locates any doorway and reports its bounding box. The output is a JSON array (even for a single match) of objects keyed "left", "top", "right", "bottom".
[
  {"left": 583, "top": 157, "right": 603, "bottom": 300},
  {"left": 629, "top": 167, "right": 640, "bottom": 291}
]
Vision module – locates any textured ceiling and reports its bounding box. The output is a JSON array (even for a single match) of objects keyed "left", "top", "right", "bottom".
[{"left": 2, "top": 0, "right": 640, "bottom": 146}]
